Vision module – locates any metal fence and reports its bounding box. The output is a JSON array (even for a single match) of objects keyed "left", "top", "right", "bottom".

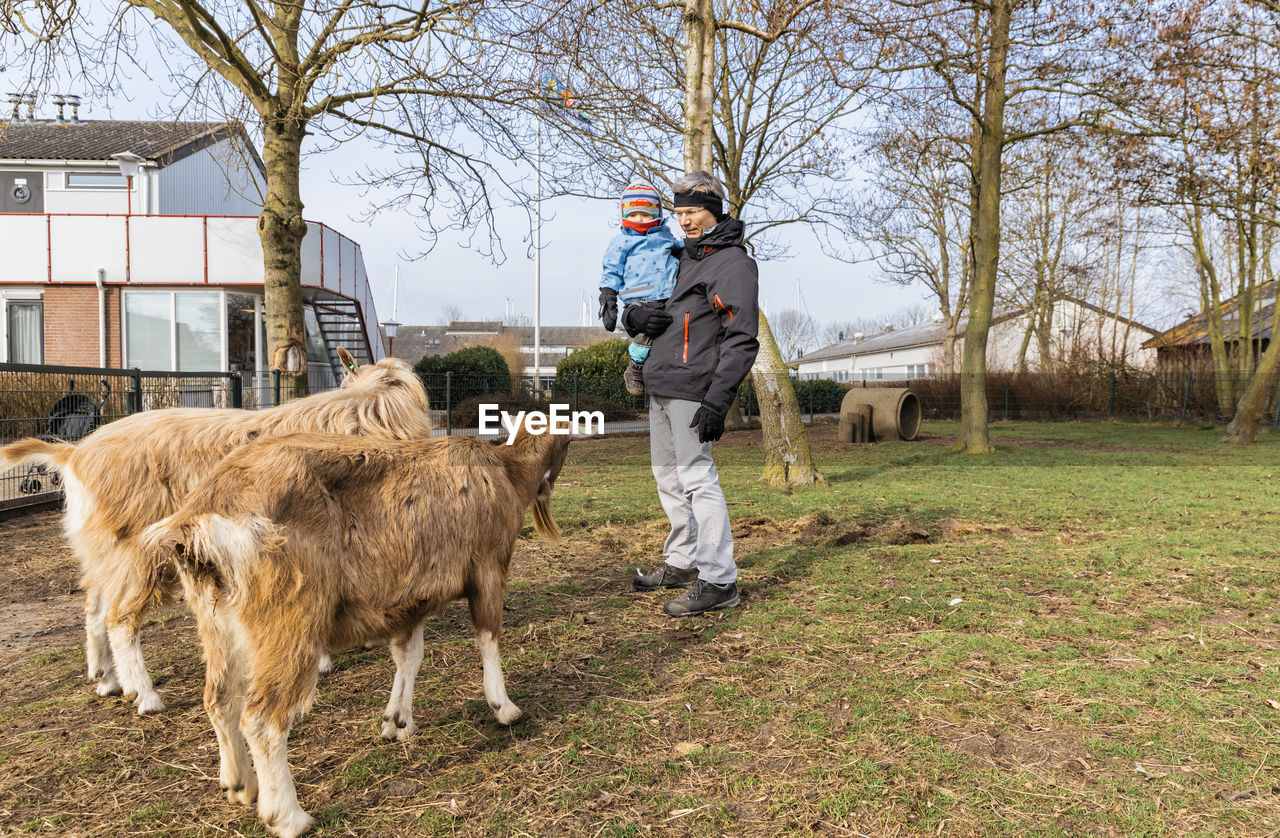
[
  {"left": 0, "top": 363, "right": 336, "bottom": 512},
  {"left": 907, "top": 370, "right": 1280, "bottom": 426},
  {"left": 4, "top": 363, "right": 1277, "bottom": 513}
]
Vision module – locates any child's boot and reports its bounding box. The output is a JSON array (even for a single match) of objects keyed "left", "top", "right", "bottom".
[{"left": 624, "top": 360, "right": 645, "bottom": 396}]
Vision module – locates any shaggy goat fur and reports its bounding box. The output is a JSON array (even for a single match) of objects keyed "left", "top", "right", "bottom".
[
  {"left": 0, "top": 349, "right": 432, "bottom": 714},
  {"left": 142, "top": 430, "right": 570, "bottom": 838}
]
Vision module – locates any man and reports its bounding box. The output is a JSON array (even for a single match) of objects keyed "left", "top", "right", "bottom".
[{"left": 623, "top": 171, "right": 760, "bottom": 617}]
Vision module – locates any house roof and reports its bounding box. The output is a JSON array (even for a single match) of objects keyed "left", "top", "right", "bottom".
[
  {"left": 797, "top": 297, "right": 1160, "bottom": 365},
  {"left": 445, "top": 321, "right": 503, "bottom": 334},
  {"left": 799, "top": 320, "right": 948, "bottom": 363},
  {"left": 389, "top": 322, "right": 615, "bottom": 366},
  {"left": 0, "top": 119, "right": 264, "bottom": 172},
  {"left": 1142, "top": 280, "right": 1277, "bottom": 349}
]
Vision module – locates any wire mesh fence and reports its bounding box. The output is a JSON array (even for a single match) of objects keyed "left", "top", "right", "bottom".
[
  {"left": 907, "top": 370, "right": 1280, "bottom": 425},
  {"left": 3, "top": 363, "right": 1277, "bottom": 512}
]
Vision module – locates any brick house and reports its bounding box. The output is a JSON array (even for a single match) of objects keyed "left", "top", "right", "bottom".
[{"left": 0, "top": 113, "right": 383, "bottom": 388}]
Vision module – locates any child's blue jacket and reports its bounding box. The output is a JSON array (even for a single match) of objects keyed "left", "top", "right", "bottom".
[{"left": 599, "top": 224, "right": 681, "bottom": 303}]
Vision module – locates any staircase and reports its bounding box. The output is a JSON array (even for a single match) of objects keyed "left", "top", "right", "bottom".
[{"left": 314, "top": 300, "right": 373, "bottom": 372}]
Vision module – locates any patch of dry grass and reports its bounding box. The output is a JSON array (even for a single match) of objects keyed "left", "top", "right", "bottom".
[{"left": 1, "top": 422, "right": 1279, "bottom": 836}]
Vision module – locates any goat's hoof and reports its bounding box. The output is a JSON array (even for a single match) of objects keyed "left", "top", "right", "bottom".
[
  {"left": 95, "top": 680, "right": 123, "bottom": 698},
  {"left": 224, "top": 780, "right": 258, "bottom": 807},
  {"left": 263, "top": 805, "right": 315, "bottom": 838},
  {"left": 316, "top": 654, "right": 333, "bottom": 676},
  {"left": 135, "top": 694, "right": 166, "bottom": 715},
  {"left": 495, "top": 704, "right": 525, "bottom": 726},
  {"left": 381, "top": 718, "right": 416, "bottom": 742}
]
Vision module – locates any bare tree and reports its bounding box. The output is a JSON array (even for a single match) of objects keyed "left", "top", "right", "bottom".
[
  {"left": 1117, "top": 0, "right": 1280, "bottom": 437},
  {"left": 862, "top": 0, "right": 1114, "bottom": 452},
  {"left": 997, "top": 138, "right": 1099, "bottom": 372},
  {"left": 529, "top": 0, "right": 874, "bottom": 485},
  {"left": 28, "top": 0, "right": 537, "bottom": 399},
  {"left": 770, "top": 308, "right": 817, "bottom": 362},
  {"left": 857, "top": 123, "right": 971, "bottom": 373},
  {"left": 0, "top": 1, "right": 81, "bottom": 94}
]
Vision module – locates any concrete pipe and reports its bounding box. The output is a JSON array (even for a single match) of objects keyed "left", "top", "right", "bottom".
[
  {"left": 838, "top": 404, "right": 872, "bottom": 443},
  {"left": 839, "top": 387, "right": 921, "bottom": 441}
]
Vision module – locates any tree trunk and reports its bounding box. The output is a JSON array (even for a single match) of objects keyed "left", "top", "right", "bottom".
[
  {"left": 679, "top": 1, "right": 821, "bottom": 486},
  {"left": 1014, "top": 313, "right": 1035, "bottom": 374},
  {"left": 724, "top": 395, "right": 749, "bottom": 430},
  {"left": 754, "top": 312, "right": 823, "bottom": 487},
  {"left": 957, "top": 0, "right": 1011, "bottom": 454},
  {"left": 1223, "top": 305, "right": 1280, "bottom": 443},
  {"left": 683, "top": 0, "right": 715, "bottom": 173},
  {"left": 1036, "top": 304, "right": 1054, "bottom": 372},
  {"left": 258, "top": 117, "right": 311, "bottom": 402}
]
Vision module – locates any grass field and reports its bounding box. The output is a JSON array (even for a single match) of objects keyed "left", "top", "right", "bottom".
[{"left": 1, "top": 420, "right": 1279, "bottom": 837}]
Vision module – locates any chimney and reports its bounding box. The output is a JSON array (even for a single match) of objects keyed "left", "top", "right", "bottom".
[
  {"left": 51, "top": 94, "right": 65, "bottom": 122},
  {"left": 7, "top": 93, "right": 19, "bottom": 121},
  {"left": 65, "top": 94, "right": 81, "bottom": 123},
  {"left": 22, "top": 93, "right": 35, "bottom": 121}
]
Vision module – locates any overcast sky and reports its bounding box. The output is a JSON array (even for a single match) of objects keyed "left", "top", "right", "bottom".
[
  {"left": 2, "top": 25, "right": 929, "bottom": 338},
  {"left": 296, "top": 133, "right": 929, "bottom": 333}
]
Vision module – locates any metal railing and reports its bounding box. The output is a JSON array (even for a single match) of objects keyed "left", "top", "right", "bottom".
[{"left": 2, "top": 363, "right": 246, "bottom": 511}]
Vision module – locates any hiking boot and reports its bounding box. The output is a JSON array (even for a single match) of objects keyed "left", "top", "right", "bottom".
[
  {"left": 663, "top": 580, "right": 740, "bottom": 617},
  {"left": 633, "top": 563, "right": 698, "bottom": 592},
  {"left": 624, "top": 360, "right": 646, "bottom": 396}
]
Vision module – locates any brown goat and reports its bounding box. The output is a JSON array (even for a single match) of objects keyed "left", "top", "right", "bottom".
[
  {"left": 0, "top": 349, "right": 432, "bottom": 714},
  {"left": 142, "top": 430, "right": 570, "bottom": 838}
]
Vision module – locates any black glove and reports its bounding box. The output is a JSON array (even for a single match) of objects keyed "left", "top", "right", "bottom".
[
  {"left": 598, "top": 288, "right": 618, "bottom": 332},
  {"left": 622, "top": 304, "right": 673, "bottom": 338},
  {"left": 690, "top": 404, "right": 726, "bottom": 443}
]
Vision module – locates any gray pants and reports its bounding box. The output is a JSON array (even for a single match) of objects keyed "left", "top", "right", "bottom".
[{"left": 648, "top": 396, "right": 736, "bottom": 585}]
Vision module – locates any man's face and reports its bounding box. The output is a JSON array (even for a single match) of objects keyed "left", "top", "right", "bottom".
[{"left": 674, "top": 206, "right": 718, "bottom": 239}]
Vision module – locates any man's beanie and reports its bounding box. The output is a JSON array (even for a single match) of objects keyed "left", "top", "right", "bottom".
[{"left": 620, "top": 181, "right": 662, "bottom": 221}]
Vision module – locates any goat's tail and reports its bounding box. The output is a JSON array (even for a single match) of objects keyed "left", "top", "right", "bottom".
[
  {"left": 530, "top": 495, "right": 561, "bottom": 545},
  {"left": 137, "top": 512, "right": 278, "bottom": 608},
  {"left": 512, "top": 428, "right": 568, "bottom": 546},
  {"left": 0, "top": 438, "right": 74, "bottom": 471}
]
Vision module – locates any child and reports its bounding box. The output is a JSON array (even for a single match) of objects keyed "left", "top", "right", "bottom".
[{"left": 598, "top": 180, "right": 681, "bottom": 396}]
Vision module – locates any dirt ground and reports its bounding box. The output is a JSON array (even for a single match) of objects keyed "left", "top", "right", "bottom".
[{"left": 0, "top": 509, "right": 85, "bottom": 666}]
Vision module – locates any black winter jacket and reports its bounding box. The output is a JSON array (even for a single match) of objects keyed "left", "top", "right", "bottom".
[{"left": 628, "top": 218, "right": 759, "bottom": 415}]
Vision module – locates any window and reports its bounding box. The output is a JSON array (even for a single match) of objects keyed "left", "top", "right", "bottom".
[
  {"left": 125, "top": 293, "right": 173, "bottom": 370},
  {"left": 66, "top": 172, "right": 128, "bottom": 189},
  {"left": 176, "top": 293, "right": 221, "bottom": 370},
  {"left": 226, "top": 294, "right": 260, "bottom": 373},
  {"left": 906, "top": 363, "right": 929, "bottom": 379},
  {"left": 6, "top": 300, "right": 43, "bottom": 363},
  {"left": 125, "top": 290, "right": 225, "bottom": 371}
]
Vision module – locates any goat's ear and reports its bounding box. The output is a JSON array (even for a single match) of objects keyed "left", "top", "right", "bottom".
[{"left": 336, "top": 347, "right": 360, "bottom": 378}]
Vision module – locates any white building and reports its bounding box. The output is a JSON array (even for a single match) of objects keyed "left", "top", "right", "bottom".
[
  {"left": 0, "top": 110, "right": 383, "bottom": 388},
  {"left": 794, "top": 299, "right": 1159, "bottom": 381}
]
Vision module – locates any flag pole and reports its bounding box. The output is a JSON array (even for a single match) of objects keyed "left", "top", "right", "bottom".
[{"left": 534, "top": 113, "right": 542, "bottom": 396}]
